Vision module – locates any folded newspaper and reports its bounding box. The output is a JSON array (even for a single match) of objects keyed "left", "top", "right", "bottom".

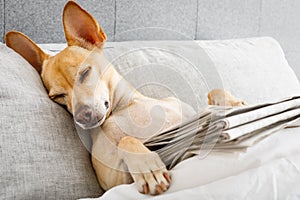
[{"left": 144, "top": 96, "right": 300, "bottom": 168}]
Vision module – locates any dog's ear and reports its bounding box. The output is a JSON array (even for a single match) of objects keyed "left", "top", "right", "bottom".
[
  {"left": 5, "top": 31, "right": 48, "bottom": 74},
  {"left": 63, "top": 1, "right": 107, "bottom": 50}
]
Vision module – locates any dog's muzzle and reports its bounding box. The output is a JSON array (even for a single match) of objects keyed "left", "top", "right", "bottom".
[{"left": 74, "top": 105, "right": 105, "bottom": 129}]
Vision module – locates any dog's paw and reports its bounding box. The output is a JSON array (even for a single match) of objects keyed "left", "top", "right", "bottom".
[
  {"left": 208, "top": 89, "right": 248, "bottom": 106},
  {"left": 231, "top": 100, "right": 248, "bottom": 106},
  {"left": 125, "top": 152, "right": 171, "bottom": 195},
  {"left": 118, "top": 136, "right": 171, "bottom": 195}
]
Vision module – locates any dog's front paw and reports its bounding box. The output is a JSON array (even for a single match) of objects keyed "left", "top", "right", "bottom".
[
  {"left": 118, "top": 136, "right": 171, "bottom": 195},
  {"left": 124, "top": 152, "right": 171, "bottom": 195}
]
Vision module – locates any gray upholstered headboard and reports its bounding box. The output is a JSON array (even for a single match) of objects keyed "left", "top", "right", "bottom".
[{"left": 0, "top": 0, "right": 299, "bottom": 78}]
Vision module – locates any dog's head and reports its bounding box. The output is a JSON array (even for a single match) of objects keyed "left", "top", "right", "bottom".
[{"left": 5, "top": 1, "right": 113, "bottom": 129}]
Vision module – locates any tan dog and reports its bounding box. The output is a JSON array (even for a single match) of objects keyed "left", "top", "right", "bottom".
[{"left": 5, "top": 1, "right": 246, "bottom": 195}]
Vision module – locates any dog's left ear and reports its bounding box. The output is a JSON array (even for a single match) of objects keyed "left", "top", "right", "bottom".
[
  {"left": 5, "top": 31, "right": 49, "bottom": 74},
  {"left": 63, "top": 1, "right": 107, "bottom": 50}
]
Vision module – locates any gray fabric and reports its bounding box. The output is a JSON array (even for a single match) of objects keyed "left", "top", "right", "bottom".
[{"left": 0, "top": 43, "right": 102, "bottom": 199}]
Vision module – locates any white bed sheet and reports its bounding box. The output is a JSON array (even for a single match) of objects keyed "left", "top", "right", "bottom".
[{"left": 82, "top": 127, "right": 300, "bottom": 200}]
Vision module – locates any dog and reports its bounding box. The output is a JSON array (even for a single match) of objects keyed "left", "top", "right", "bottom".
[{"left": 5, "top": 1, "right": 246, "bottom": 195}]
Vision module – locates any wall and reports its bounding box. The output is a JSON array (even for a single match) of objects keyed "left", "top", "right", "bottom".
[{"left": 0, "top": 0, "right": 299, "bottom": 78}]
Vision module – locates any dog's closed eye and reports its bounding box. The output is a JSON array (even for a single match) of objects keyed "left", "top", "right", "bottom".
[
  {"left": 50, "top": 93, "right": 66, "bottom": 100},
  {"left": 79, "top": 66, "right": 91, "bottom": 83}
]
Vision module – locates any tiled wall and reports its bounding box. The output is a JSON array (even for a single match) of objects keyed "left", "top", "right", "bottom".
[
  {"left": 114, "top": 0, "right": 197, "bottom": 41},
  {"left": 196, "top": 0, "right": 261, "bottom": 39},
  {"left": 0, "top": 0, "right": 299, "bottom": 77}
]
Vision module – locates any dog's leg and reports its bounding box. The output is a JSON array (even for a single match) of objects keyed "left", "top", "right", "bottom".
[
  {"left": 91, "top": 153, "right": 132, "bottom": 191},
  {"left": 208, "top": 89, "right": 247, "bottom": 106},
  {"left": 91, "top": 134, "right": 170, "bottom": 195},
  {"left": 118, "top": 136, "right": 171, "bottom": 195},
  {"left": 91, "top": 132, "right": 133, "bottom": 191}
]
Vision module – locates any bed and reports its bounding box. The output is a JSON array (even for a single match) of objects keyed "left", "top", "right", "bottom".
[
  {"left": 93, "top": 127, "right": 300, "bottom": 200},
  {"left": 1, "top": 36, "right": 299, "bottom": 199}
]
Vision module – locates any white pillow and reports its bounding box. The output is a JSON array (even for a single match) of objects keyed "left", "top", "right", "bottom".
[{"left": 197, "top": 37, "right": 300, "bottom": 103}]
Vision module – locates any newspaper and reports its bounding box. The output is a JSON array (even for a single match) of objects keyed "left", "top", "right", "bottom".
[{"left": 144, "top": 96, "right": 300, "bottom": 168}]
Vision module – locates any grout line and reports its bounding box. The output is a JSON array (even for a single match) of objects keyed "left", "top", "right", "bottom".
[
  {"left": 194, "top": 0, "right": 199, "bottom": 40},
  {"left": 258, "top": 0, "right": 262, "bottom": 35},
  {"left": 2, "top": 0, "right": 5, "bottom": 42},
  {"left": 113, "top": 0, "right": 117, "bottom": 41}
]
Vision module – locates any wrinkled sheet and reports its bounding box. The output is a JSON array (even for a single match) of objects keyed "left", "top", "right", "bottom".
[{"left": 81, "top": 127, "right": 300, "bottom": 200}]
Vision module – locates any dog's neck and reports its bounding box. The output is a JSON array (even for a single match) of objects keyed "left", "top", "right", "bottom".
[{"left": 107, "top": 66, "right": 144, "bottom": 114}]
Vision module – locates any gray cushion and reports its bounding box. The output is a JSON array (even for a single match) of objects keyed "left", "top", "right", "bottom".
[{"left": 0, "top": 43, "right": 102, "bottom": 199}]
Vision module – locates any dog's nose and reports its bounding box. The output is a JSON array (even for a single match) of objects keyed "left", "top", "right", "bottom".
[{"left": 75, "top": 105, "right": 93, "bottom": 124}]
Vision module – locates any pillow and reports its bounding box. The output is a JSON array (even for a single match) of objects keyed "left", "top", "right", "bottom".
[
  {"left": 197, "top": 37, "right": 300, "bottom": 103},
  {"left": 0, "top": 43, "right": 102, "bottom": 199},
  {"left": 41, "top": 38, "right": 300, "bottom": 107},
  {"left": 103, "top": 37, "right": 299, "bottom": 108}
]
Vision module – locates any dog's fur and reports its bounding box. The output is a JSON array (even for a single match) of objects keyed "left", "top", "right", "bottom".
[{"left": 5, "top": 1, "right": 246, "bottom": 195}]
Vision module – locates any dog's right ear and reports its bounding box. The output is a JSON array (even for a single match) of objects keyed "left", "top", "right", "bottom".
[
  {"left": 63, "top": 1, "right": 107, "bottom": 50},
  {"left": 5, "top": 31, "right": 48, "bottom": 74}
]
